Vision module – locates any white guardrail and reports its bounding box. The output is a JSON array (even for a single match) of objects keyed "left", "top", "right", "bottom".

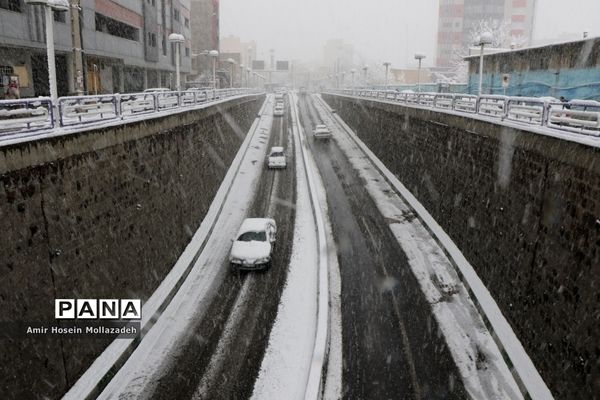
[
  {"left": 0, "top": 88, "right": 261, "bottom": 136},
  {"left": 329, "top": 89, "right": 600, "bottom": 137}
]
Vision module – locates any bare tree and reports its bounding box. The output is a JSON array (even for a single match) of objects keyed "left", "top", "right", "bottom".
[{"left": 467, "top": 18, "right": 510, "bottom": 48}]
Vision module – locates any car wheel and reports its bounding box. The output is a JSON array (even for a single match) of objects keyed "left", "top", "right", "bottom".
[
  {"left": 231, "top": 263, "right": 239, "bottom": 274},
  {"left": 263, "top": 261, "right": 271, "bottom": 271}
]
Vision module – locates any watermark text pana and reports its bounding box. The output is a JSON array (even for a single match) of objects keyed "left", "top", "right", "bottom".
[{"left": 55, "top": 299, "right": 142, "bottom": 320}]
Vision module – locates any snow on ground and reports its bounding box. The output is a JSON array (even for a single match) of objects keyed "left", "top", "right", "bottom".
[
  {"left": 79, "top": 95, "right": 275, "bottom": 400},
  {"left": 313, "top": 137, "right": 343, "bottom": 400},
  {"left": 193, "top": 127, "right": 284, "bottom": 400},
  {"left": 250, "top": 93, "right": 319, "bottom": 400},
  {"left": 312, "top": 95, "right": 527, "bottom": 400}
]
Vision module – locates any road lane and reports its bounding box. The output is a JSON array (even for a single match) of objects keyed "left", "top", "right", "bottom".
[
  {"left": 148, "top": 96, "right": 297, "bottom": 400},
  {"left": 298, "top": 94, "right": 467, "bottom": 400}
]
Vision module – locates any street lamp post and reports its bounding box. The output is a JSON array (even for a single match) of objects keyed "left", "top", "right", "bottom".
[
  {"left": 240, "top": 64, "right": 245, "bottom": 87},
  {"left": 25, "top": 0, "right": 69, "bottom": 111},
  {"left": 247, "top": 67, "right": 251, "bottom": 87},
  {"left": 209, "top": 50, "right": 219, "bottom": 90},
  {"left": 362, "top": 65, "right": 369, "bottom": 87},
  {"left": 226, "top": 58, "right": 236, "bottom": 88},
  {"left": 477, "top": 32, "right": 493, "bottom": 95},
  {"left": 350, "top": 69, "right": 356, "bottom": 89},
  {"left": 383, "top": 62, "right": 391, "bottom": 89},
  {"left": 414, "top": 53, "right": 426, "bottom": 93},
  {"left": 341, "top": 71, "right": 346, "bottom": 88},
  {"left": 168, "top": 33, "right": 185, "bottom": 92}
]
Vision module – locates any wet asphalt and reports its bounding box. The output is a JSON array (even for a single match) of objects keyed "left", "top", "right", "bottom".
[
  {"left": 298, "top": 94, "right": 467, "bottom": 400},
  {"left": 147, "top": 93, "right": 467, "bottom": 400},
  {"left": 148, "top": 98, "right": 296, "bottom": 400}
]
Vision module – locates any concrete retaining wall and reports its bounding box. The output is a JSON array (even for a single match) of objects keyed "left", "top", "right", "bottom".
[
  {"left": 323, "top": 94, "right": 599, "bottom": 399},
  {"left": 0, "top": 94, "right": 264, "bottom": 399}
]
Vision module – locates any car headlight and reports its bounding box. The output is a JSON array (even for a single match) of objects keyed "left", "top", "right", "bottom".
[
  {"left": 255, "top": 257, "right": 270, "bottom": 264},
  {"left": 230, "top": 258, "right": 242, "bottom": 264}
]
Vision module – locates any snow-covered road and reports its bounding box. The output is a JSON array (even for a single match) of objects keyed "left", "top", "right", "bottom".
[{"left": 62, "top": 90, "right": 545, "bottom": 400}]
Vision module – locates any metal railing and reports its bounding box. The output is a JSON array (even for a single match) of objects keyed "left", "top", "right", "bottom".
[
  {"left": 0, "top": 88, "right": 261, "bottom": 136},
  {"left": 334, "top": 89, "right": 600, "bottom": 137},
  {"left": 0, "top": 97, "right": 55, "bottom": 133}
]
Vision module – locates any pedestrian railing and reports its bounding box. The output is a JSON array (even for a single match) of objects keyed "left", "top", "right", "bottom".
[
  {"left": 477, "top": 95, "right": 507, "bottom": 118},
  {"left": 0, "top": 97, "right": 54, "bottom": 133},
  {"left": 329, "top": 89, "right": 600, "bottom": 137},
  {"left": 0, "top": 88, "right": 261, "bottom": 136},
  {"left": 548, "top": 101, "right": 600, "bottom": 135},
  {"left": 433, "top": 93, "right": 455, "bottom": 110},
  {"left": 506, "top": 97, "right": 549, "bottom": 126},
  {"left": 59, "top": 95, "right": 120, "bottom": 127},
  {"left": 454, "top": 94, "right": 478, "bottom": 114}
]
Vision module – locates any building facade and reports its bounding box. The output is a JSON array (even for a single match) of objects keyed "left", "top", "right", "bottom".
[
  {"left": 220, "top": 35, "right": 257, "bottom": 87},
  {"left": 436, "top": 0, "right": 536, "bottom": 67},
  {"left": 189, "top": 0, "right": 218, "bottom": 86},
  {"left": 505, "top": 0, "right": 536, "bottom": 46},
  {"left": 221, "top": 35, "right": 256, "bottom": 68},
  {"left": 0, "top": 0, "right": 192, "bottom": 98},
  {"left": 437, "top": 0, "right": 465, "bottom": 67}
]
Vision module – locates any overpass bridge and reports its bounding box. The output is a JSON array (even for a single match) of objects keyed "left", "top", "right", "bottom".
[{"left": 0, "top": 89, "right": 598, "bottom": 400}]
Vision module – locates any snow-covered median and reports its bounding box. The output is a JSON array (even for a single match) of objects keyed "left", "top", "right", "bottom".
[{"left": 250, "top": 93, "right": 319, "bottom": 400}]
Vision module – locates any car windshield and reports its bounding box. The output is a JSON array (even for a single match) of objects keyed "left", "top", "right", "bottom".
[
  {"left": 270, "top": 152, "right": 284, "bottom": 157},
  {"left": 237, "top": 231, "right": 267, "bottom": 242}
]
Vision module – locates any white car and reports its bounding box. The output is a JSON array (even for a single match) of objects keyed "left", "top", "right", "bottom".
[
  {"left": 268, "top": 146, "right": 286, "bottom": 169},
  {"left": 230, "top": 218, "right": 277, "bottom": 271},
  {"left": 313, "top": 124, "right": 332, "bottom": 139},
  {"left": 274, "top": 104, "right": 285, "bottom": 116}
]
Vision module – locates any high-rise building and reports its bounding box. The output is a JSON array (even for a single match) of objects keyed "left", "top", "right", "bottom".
[
  {"left": 0, "top": 0, "right": 192, "bottom": 97},
  {"left": 221, "top": 35, "right": 257, "bottom": 66},
  {"left": 436, "top": 0, "right": 536, "bottom": 67},
  {"left": 505, "top": 0, "right": 536, "bottom": 46},
  {"left": 190, "top": 0, "right": 219, "bottom": 84},
  {"left": 437, "top": 0, "right": 466, "bottom": 67}
]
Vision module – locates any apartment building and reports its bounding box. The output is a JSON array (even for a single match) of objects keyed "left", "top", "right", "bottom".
[
  {"left": 436, "top": 0, "right": 536, "bottom": 67},
  {"left": 189, "top": 0, "right": 219, "bottom": 85},
  {"left": 0, "top": 0, "right": 192, "bottom": 97}
]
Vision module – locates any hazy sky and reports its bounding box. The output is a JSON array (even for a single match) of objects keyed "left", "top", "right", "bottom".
[{"left": 221, "top": 0, "right": 600, "bottom": 69}]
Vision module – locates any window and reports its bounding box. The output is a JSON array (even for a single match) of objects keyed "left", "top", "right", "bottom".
[
  {"left": 0, "top": 0, "right": 21, "bottom": 12},
  {"left": 162, "top": 34, "right": 167, "bottom": 55},
  {"left": 173, "top": 7, "right": 180, "bottom": 22},
  {"left": 53, "top": 10, "right": 66, "bottom": 23},
  {"left": 0, "top": 65, "right": 14, "bottom": 76},
  {"left": 95, "top": 13, "right": 139, "bottom": 41},
  {"left": 147, "top": 32, "right": 157, "bottom": 47},
  {"left": 184, "top": 17, "right": 189, "bottom": 28},
  {"left": 237, "top": 231, "right": 266, "bottom": 242},
  {"left": 147, "top": 32, "right": 156, "bottom": 47},
  {"left": 185, "top": 47, "right": 190, "bottom": 57}
]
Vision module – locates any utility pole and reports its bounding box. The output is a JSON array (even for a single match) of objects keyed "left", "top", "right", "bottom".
[
  {"left": 70, "top": 0, "right": 84, "bottom": 95},
  {"left": 383, "top": 62, "right": 391, "bottom": 89}
]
